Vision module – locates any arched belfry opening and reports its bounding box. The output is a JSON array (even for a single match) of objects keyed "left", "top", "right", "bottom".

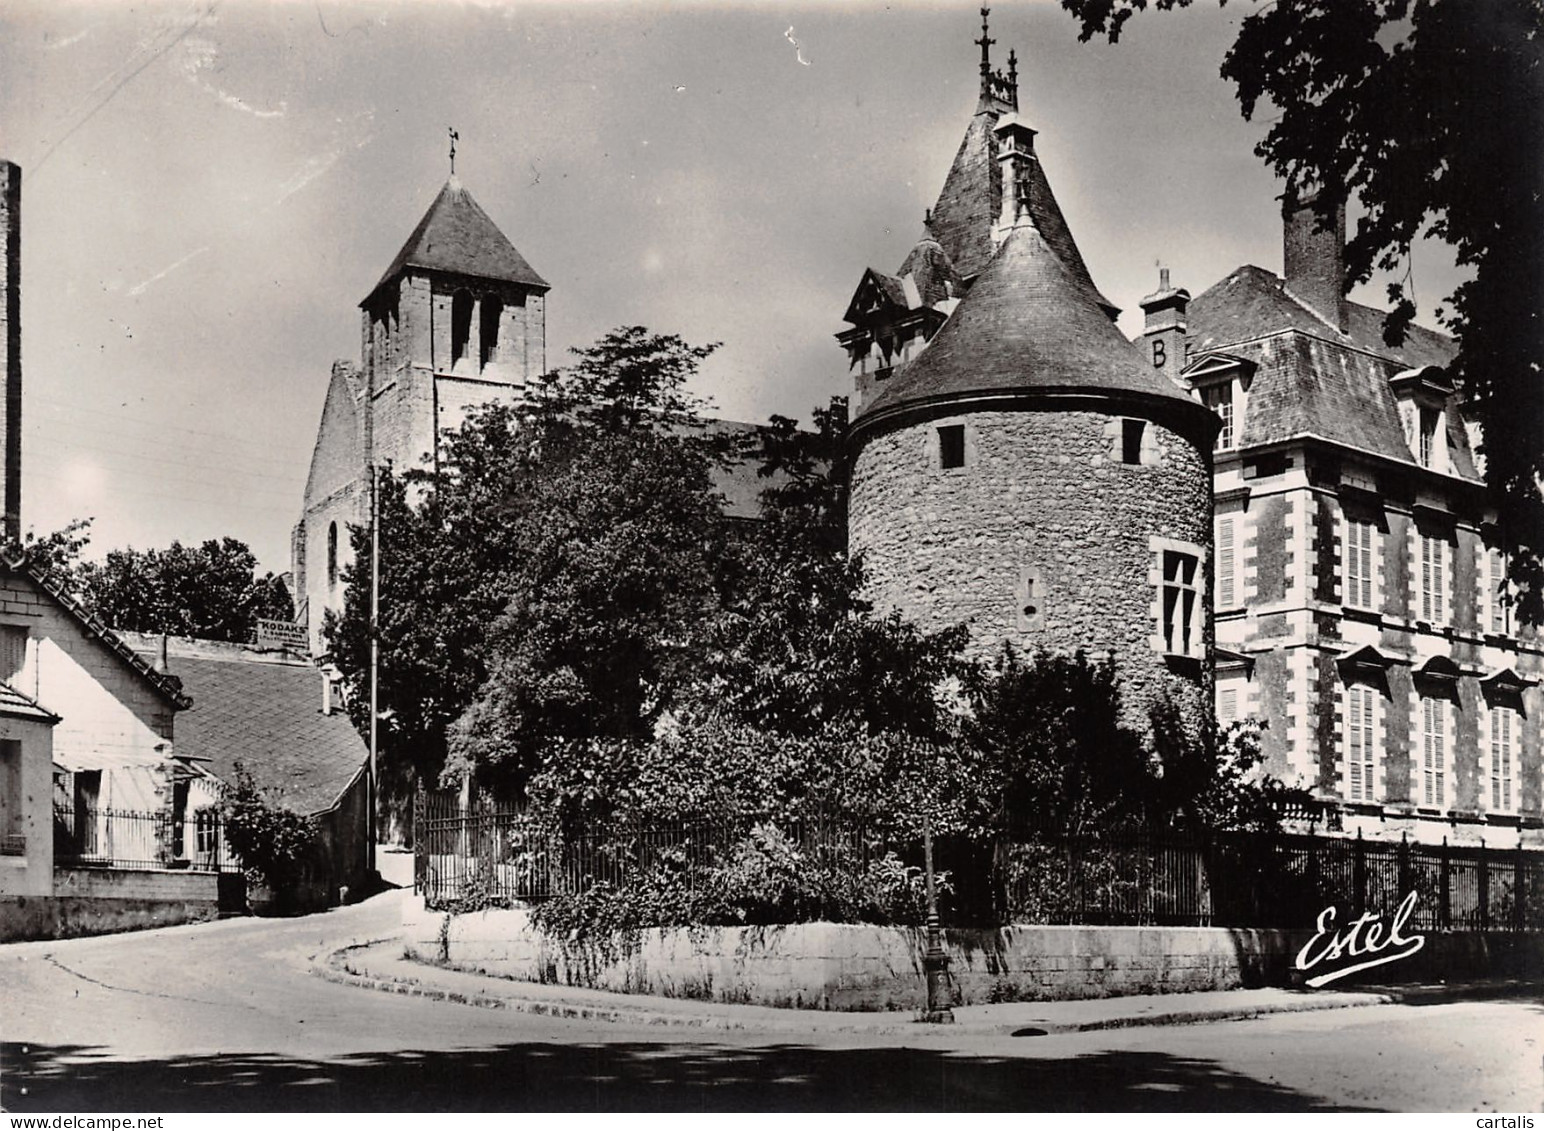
[
  {"left": 451, "top": 289, "right": 474, "bottom": 368},
  {"left": 480, "top": 295, "right": 503, "bottom": 368}
]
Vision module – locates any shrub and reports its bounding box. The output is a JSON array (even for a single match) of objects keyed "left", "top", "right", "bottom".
[{"left": 220, "top": 763, "right": 318, "bottom": 890}]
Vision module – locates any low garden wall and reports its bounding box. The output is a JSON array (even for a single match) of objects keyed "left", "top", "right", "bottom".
[
  {"left": 0, "top": 867, "right": 221, "bottom": 942},
  {"left": 401, "top": 896, "right": 1544, "bottom": 1009}
]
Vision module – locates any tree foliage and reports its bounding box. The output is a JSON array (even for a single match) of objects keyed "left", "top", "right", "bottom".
[
  {"left": 75, "top": 537, "right": 292, "bottom": 642},
  {"left": 5, "top": 518, "right": 95, "bottom": 599},
  {"left": 327, "top": 328, "right": 740, "bottom": 803},
  {"left": 1062, "top": 0, "right": 1544, "bottom": 618},
  {"left": 219, "top": 763, "right": 317, "bottom": 890}
]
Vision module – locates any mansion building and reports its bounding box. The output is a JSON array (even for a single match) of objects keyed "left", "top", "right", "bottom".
[{"left": 1149, "top": 208, "right": 1541, "bottom": 847}]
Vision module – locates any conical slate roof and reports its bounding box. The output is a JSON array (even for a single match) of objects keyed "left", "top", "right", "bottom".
[
  {"left": 859, "top": 223, "right": 1201, "bottom": 426},
  {"left": 925, "top": 110, "right": 1117, "bottom": 318},
  {"left": 362, "top": 176, "right": 548, "bottom": 306}
]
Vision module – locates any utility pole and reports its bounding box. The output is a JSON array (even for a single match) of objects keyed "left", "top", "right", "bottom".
[{"left": 368, "top": 462, "right": 380, "bottom": 876}]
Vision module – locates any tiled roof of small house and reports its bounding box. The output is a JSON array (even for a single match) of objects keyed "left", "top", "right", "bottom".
[
  {"left": 0, "top": 681, "right": 59, "bottom": 723},
  {"left": 125, "top": 636, "right": 365, "bottom": 815},
  {"left": 859, "top": 224, "right": 1200, "bottom": 424},
  {"left": 0, "top": 554, "right": 192, "bottom": 710},
  {"left": 363, "top": 176, "right": 548, "bottom": 307},
  {"left": 926, "top": 109, "right": 1117, "bottom": 317}
]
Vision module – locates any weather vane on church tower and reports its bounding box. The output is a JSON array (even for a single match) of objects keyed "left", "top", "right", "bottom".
[{"left": 449, "top": 127, "right": 459, "bottom": 176}]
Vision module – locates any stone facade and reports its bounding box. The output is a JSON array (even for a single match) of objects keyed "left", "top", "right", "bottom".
[
  {"left": 294, "top": 178, "right": 547, "bottom": 652},
  {"left": 850, "top": 404, "right": 1212, "bottom": 732},
  {"left": 1161, "top": 202, "right": 1544, "bottom": 846},
  {"left": 840, "top": 21, "right": 1216, "bottom": 742}
]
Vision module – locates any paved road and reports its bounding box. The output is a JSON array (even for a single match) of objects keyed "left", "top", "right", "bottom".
[{"left": 2, "top": 895, "right": 1539, "bottom": 1112}]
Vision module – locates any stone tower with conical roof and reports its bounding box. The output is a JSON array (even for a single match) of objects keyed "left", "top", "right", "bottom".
[
  {"left": 293, "top": 174, "right": 548, "bottom": 652},
  {"left": 843, "top": 14, "right": 1218, "bottom": 737}
]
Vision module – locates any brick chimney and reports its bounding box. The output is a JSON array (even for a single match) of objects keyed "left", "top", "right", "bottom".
[
  {"left": 1139, "top": 267, "right": 1190, "bottom": 386},
  {"left": 1283, "top": 192, "right": 1348, "bottom": 333},
  {"left": 0, "top": 162, "right": 20, "bottom": 545}
]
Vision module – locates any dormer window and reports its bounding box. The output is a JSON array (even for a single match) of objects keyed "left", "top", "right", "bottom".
[
  {"left": 1203, "top": 382, "right": 1235, "bottom": 451},
  {"left": 1391, "top": 366, "right": 1453, "bottom": 473},
  {"left": 1418, "top": 407, "right": 1439, "bottom": 469},
  {"left": 1182, "top": 352, "right": 1254, "bottom": 454}
]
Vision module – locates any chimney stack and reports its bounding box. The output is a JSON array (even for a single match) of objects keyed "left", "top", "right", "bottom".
[
  {"left": 992, "top": 114, "right": 1039, "bottom": 247},
  {"left": 1, "top": 162, "right": 21, "bottom": 545},
  {"left": 1283, "top": 192, "right": 1348, "bottom": 333},
  {"left": 156, "top": 633, "right": 170, "bottom": 674},
  {"left": 1139, "top": 266, "right": 1190, "bottom": 386}
]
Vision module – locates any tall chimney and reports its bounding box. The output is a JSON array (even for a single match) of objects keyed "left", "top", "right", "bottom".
[
  {"left": 1283, "top": 192, "right": 1348, "bottom": 333},
  {"left": 992, "top": 114, "right": 1039, "bottom": 247},
  {"left": 0, "top": 162, "right": 21, "bottom": 545},
  {"left": 1139, "top": 266, "right": 1190, "bottom": 386}
]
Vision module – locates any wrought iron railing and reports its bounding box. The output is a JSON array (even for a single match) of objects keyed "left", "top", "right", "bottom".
[
  {"left": 413, "top": 789, "right": 1544, "bottom": 931},
  {"left": 53, "top": 804, "right": 236, "bottom": 873}
]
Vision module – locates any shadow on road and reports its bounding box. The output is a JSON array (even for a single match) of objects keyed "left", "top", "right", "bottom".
[{"left": 1, "top": 1039, "right": 1374, "bottom": 1112}]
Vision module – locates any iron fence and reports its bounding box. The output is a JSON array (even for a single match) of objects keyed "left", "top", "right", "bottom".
[
  {"left": 53, "top": 804, "right": 235, "bottom": 873},
  {"left": 413, "top": 790, "right": 1544, "bottom": 931}
]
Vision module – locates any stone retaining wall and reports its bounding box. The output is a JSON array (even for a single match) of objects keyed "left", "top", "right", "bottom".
[
  {"left": 401, "top": 896, "right": 1544, "bottom": 1010},
  {"left": 0, "top": 867, "right": 220, "bottom": 942}
]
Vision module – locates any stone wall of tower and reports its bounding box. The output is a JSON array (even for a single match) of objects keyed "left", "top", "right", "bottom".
[
  {"left": 849, "top": 404, "right": 1214, "bottom": 739},
  {"left": 1, "top": 162, "right": 21, "bottom": 543}
]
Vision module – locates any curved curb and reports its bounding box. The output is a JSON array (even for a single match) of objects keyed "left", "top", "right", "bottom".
[
  {"left": 311, "top": 938, "right": 1396, "bottom": 1036},
  {"left": 310, "top": 939, "right": 830, "bottom": 1032}
]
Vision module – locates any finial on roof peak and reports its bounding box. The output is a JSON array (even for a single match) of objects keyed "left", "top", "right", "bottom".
[
  {"left": 448, "top": 126, "right": 459, "bottom": 176},
  {"left": 975, "top": 9, "right": 1019, "bottom": 112}
]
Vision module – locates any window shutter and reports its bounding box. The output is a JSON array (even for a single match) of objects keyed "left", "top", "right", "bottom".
[{"left": 1218, "top": 519, "right": 1235, "bottom": 608}]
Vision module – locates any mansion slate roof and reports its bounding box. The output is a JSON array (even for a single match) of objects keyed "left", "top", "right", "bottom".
[
  {"left": 1188, "top": 265, "right": 1456, "bottom": 370},
  {"left": 860, "top": 223, "right": 1200, "bottom": 422},
  {"left": 364, "top": 176, "right": 548, "bottom": 306},
  {"left": 126, "top": 637, "right": 366, "bottom": 816},
  {"left": 1184, "top": 264, "right": 1474, "bottom": 476}
]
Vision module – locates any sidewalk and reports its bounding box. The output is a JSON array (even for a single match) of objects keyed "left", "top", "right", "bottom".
[{"left": 314, "top": 935, "right": 1399, "bottom": 1036}]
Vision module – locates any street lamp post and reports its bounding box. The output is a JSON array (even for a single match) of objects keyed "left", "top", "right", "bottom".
[{"left": 921, "top": 812, "right": 954, "bottom": 1024}]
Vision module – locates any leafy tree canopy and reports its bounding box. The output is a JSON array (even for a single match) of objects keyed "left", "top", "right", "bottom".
[
  {"left": 328, "top": 327, "right": 739, "bottom": 803},
  {"left": 76, "top": 537, "right": 292, "bottom": 643},
  {"left": 1062, "top": 0, "right": 1544, "bottom": 618},
  {"left": 5, "top": 518, "right": 95, "bottom": 599}
]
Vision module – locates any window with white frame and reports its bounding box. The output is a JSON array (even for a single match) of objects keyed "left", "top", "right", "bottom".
[
  {"left": 1160, "top": 548, "right": 1201, "bottom": 655},
  {"left": 1419, "top": 531, "right": 1447, "bottom": 623},
  {"left": 1421, "top": 696, "right": 1448, "bottom": 807},
  {"left": 1486, "top": 545, "right": 1511, "bottom": 636},
  {"left": 1418, "top": 408, "right": 1438, "bottom": 468},
  {"left": 1216, "top": 516, "right": 1240, "bottom": 609},
  {"left": 1344, "top": 685, "right": 1378, "bottom": 802},
  {"left": 1488, "top": 704, "right": 1517, "bottom": 812},
  {"left": 1204, "top": 382, "right": 1235, "bottom": 451},
  {"left": 1343, "top": 517, "right": 1376, "bottom": 609}
]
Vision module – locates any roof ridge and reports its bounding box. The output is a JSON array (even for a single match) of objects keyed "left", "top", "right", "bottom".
[{"left": 2, "top": 554, "right": 192, "bottom": 709}]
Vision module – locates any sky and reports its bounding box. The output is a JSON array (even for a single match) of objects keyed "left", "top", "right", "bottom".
[{"left": 0, "top": 0, "right": 1463, "bottom": 575}]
